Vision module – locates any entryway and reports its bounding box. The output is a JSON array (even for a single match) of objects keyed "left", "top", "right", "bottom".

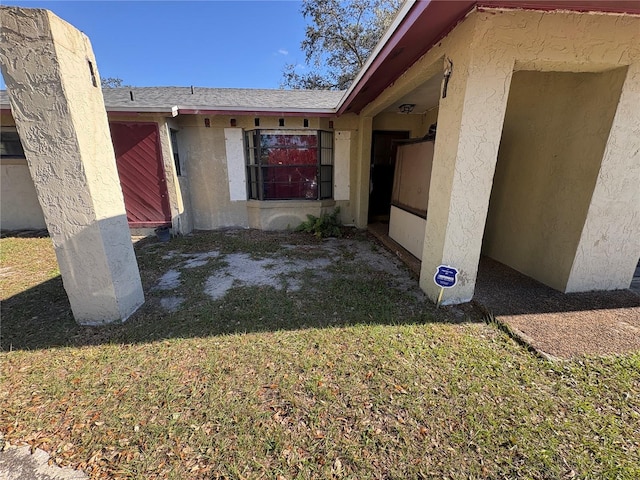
[{"left": 368, "top": 130, "right": 410, "bottom": 223}]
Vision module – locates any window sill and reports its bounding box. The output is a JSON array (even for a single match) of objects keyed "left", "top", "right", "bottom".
[
  {"left": 246, "top": 199, "right": 336, "bottom": 230},
  {"left": 246, "top": 199, "right": 335, "bottom": 209},
  {"left": 1, "top": 157, "right": 28, "bottom": 166}
]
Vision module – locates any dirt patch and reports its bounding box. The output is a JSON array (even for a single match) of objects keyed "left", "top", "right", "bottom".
[
  {"left": 159, "top": 296, "right": 184, "bottom": 313},
  {"left": 182, "top": 252, "right": 220, "bottom": 269},
  {"left": 151, "top": 236, "right": 426, "bottom": 309},
  {"left": 204, "top": 253, "right": 331, "bottom": 300},
  {"left": 155, "top": 269, "right": 181, "bottom": 290}
]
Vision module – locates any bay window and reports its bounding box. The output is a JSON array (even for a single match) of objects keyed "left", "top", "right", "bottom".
[{"left": 245, "top": 129, "right": 333, "bottom": 200}]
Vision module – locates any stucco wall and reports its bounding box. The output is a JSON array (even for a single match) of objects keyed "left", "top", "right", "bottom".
[
  {"left": 177, "top": 114, "right": 360, "bottom": 230},
  {"left": 1, "top": 114, "right": 47, "bottom": 229},
  {"left": 1, "top": 109, "right": 360, "bottom": 232},
  {"left": 174, "top": 116, "right": 249, "bottom": 230},
  {"left": 1, "top": 163, "right": 47, "bottom": 230},
  {"left": 356, "top": 7, "right": 640, "bottom": 304},
  {"left": 483, "top": 69, "right": 627, "bottom": 291},
  {"left": 373, "top": 112, "right": 423, "bottom": 138},
  {"left": 1, "top": 111, "right": 189, "bottom": 233},
  {"left": 567, "top": 62, "right": 640, "bottom": 292}
]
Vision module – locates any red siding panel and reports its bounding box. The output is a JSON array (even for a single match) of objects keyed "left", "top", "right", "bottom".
[{"left": 109, "top": 122, "right": 172, "bottom": 227}]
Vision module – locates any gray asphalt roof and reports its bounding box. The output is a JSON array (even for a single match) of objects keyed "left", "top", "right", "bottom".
[{"left": 1, "top": 87, "right": 345, "bottom": 113}]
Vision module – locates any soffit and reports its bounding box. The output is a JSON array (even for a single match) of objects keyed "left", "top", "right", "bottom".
[{"left": 339, "top": 0, "right": 640, "bottom": 115}]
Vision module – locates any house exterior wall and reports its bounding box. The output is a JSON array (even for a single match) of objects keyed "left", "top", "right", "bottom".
[
  {"left": 483, "top": 69, "right": 628, "bottom": 291},
  {"left": 0, "top": 110, "right": 189, "bottom": 234},
  {"left": 174, "top": 114, "right": 361, "bottom": 231},
  {"left": 1, "top": 109, "right": 361, "bottom": 233},
  {"left": 173, "top": 115, "right": 249, "bottom": 230},
  {"left": 353, "top": 8, "right": 640, "bottom": 304},
  {"left": 1, "top": 162, "right": 47, "bottom": 230},
  {"left": 567, "top": 62, "right": 640, "bottom": 292},
  {"left": 372, "top": 112, "right": 423, "bottom": 138},
  {"left": 0, "top": 113, "right": 47, "bottom": 230}
]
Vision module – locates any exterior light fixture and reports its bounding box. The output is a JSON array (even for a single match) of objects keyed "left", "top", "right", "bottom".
[
  {"left": 442, "top": 57, "right": 453, "bottom": 99},
  {"left": 230, "top": 118, "right": 237, "bottom": 127},
  {"left": 399, "top": 103, "right": 416, "bottom": 114}
]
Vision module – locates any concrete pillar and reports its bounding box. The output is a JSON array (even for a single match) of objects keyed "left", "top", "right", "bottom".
[
  {"left": 419, "top": 53, "right": 514, "bottom": 305},
  {"left": 0, "top": 7, "right": 144, "bottom": 325},
  {"left": 354, "top": 116, "right": 373, "bottom": 228},
  {"left": 566, "top": 64, "right": 640, "bottom": 292}
]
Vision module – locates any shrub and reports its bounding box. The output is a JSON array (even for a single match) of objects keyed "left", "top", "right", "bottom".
[{"left": 295, "top": 207, "right": 342, "bottom": 238}]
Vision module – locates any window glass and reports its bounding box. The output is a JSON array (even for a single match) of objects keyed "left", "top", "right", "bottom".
[
  {"left": 0, "top": 130, "right": 26, "bottom": 158},
  {"left": 170, "top": 129, "right": 181, "bottom": 176},
  {"left": 245, "top": 129, "right": 333, "bottom": 201}
]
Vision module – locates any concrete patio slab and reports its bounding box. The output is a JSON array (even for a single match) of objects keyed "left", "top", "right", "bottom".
[{"left": 0, "top": 445, "right": 87, "bottom": 480}]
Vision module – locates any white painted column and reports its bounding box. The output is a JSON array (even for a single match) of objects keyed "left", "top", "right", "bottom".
[
  {"left": 354, "top": 116, "right": 373, "bottom": 228},
  {"left": 0, "top": 7, "right": 144, "bottom": 325},
  {"left": 419, "top": 53, "right": 514, "bottom": 305},
  {"left": 224, "top": 128, "right": 246, "bottom": 201},
  {"left": 333, "top": 131, "right": 351, "bottom": 201},
  {"left": 566, "top": 64, "right": 640, "bottom": 292}
]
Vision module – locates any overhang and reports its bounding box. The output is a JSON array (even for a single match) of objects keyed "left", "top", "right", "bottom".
[{"left": 338, "top": 0, "right": 640, "bottom": 115}]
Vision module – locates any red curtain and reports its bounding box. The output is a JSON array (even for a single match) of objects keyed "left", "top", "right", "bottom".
[{"left": 261, "top": 135, "right": 318, "bottom": 199}]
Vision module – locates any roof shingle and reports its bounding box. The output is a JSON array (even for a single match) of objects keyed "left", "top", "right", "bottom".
[{"left": 1, "top": 87, "right": 345, "bottom": 114}]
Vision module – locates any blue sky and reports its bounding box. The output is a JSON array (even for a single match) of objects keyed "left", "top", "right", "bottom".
[{"left": 1, "top": 1, "right": 310, "bottom": 89}]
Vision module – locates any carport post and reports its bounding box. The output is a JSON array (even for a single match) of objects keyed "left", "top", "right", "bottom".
[
  {"left": 0, "top": 7, "right": 145, "bottom": 325},
  {"left": 565, "top": 63, "right": 640, "bottom": 292},
  {"left": 419, "top": 52, "right": 514, "bottom": 305}
]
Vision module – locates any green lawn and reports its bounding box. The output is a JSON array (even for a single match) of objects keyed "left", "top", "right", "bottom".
[{"left": 1, "top": 231, "right": 638, "bottom": 479}]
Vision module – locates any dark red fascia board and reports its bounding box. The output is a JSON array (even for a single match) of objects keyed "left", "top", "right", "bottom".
[
  {"left": 107, "top": 111, "right": 156, "bottom": 116},
  {"left": 338, "top": 0, "right": 640, "bottom": 115},
  {"left": 176, "top": 108, "right": 336, "bottom": 117},
  {"left": 108, "top": 109, "right": 337, "bottom": 117},
  {"left": 337, "top": 0, "right": 475, "bottom": 115},
  {"left": 478, "top": 1, "right": 640, "bottom": 13}
]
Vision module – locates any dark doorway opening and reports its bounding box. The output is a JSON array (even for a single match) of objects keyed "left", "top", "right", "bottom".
[{"left": 368, "top": 130, "right": 410, "bottom": 223}]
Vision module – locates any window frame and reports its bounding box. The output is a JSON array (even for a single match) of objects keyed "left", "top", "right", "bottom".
[
  {"left": 245, "top": 129, "right": 334, "bottom": 201},
  {"left": 169, "top": 128, "right": 182, "bottom": 176},
  {"left": 0, "top": 127, "right": 26, "bottom": 161}
]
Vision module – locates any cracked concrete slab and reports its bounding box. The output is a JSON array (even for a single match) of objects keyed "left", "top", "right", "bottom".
[{"left": 0, "top": 445, "right": 87, "bottom": 480}]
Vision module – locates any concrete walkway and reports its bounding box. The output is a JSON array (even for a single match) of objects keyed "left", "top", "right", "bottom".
[
  {"left": 368, "top": 223, "right": 640, "bottom": 360},
  {"left": 473, "top": 257, "right": 640, "bottom": 360},
  {"left": 0, "top": 445, "right": 87, "bottom": 480}
]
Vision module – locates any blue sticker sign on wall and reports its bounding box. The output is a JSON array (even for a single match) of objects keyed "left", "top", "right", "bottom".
[{"left": 434, "top": 265, "right": 458, "bottom": 288}]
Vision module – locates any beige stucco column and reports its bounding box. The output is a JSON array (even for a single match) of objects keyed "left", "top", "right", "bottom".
[
  {"left": 0, "top": 7, "right": 145, "bottom": 325},
  {"left": 354, "top": 115, "right": 373, "bottom": 227},
  {"left": 419, "top": 51, "right": 514, "bottom": 305},
  {"left": 565, "top": 63, "right": 640, "bottom": 292}
]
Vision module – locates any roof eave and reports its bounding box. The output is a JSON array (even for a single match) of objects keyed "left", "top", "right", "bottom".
[
  {"left": 177, "top": 107, "right": 337, "bottom": 117},
  {"left": 105, "top": 106, "right": 177, "bottom": 115},
  {"left": 338, "top": 0, "right": 640, "bottom": 115},
  {"left": 336, "top": 0, "right": 420, "bottom": 115},
  {"left": 2, "top": 104, "right": 337, "bottom": 117}
]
